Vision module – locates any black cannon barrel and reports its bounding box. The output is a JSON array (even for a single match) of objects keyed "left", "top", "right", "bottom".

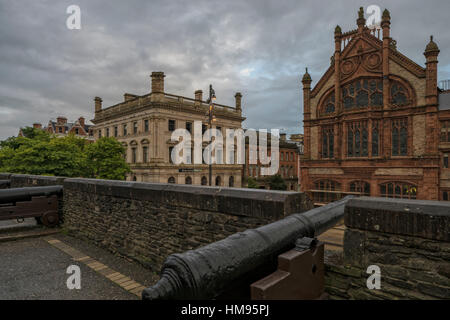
[
  {"left": 142, "top": 196, "right": 353, "bottom": 300},
  {"left": 0, "top": 180, "right": 10, "bottom": 188},
  {"left": 0, "top": 186, "right": 63, "bottom": 205}
]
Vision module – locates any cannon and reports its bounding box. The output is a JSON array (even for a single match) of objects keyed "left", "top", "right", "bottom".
[
  {"left": 0, "top": 186, "right": 63, "bottom": 227},
  {"left": 0, "top": 180, "right": 10, "bottom": 189},
  {"left": 142, "top": 196, "right": 353, "bottom": 300}
]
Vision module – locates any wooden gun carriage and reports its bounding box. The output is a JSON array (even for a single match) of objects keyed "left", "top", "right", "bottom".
[{"left": 0, "top": 186, "right": 63, "bottom": 227}]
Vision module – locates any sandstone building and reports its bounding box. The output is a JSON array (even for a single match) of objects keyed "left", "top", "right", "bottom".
[
  {"left": 300, "top": 7, "right": 449, "bottom": 204},
  {"left": 244, "top": 132, "right": 300, "bottom": 191},
  {"left": 91, "top": 72, "right": 245, "bottom": 186}
]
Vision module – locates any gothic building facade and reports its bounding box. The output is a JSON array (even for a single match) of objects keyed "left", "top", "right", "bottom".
[{"left": 300, "top": 8, "right": 449, "bottom": 204}]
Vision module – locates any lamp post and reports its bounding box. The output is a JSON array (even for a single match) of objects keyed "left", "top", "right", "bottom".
[{"left": 206, "top": 84, "right": 216, "bottom": 186}]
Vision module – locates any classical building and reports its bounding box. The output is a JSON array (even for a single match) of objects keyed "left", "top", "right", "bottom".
[
  {"left": 19, "top": 116, "right": 94, "bottom": 140},
  {"left": 300, "top": 7, "right": 449, "bottom": 205},
  {"left": 244, "top": 132, "right": 300, "bottom": 191},
  {"left": 91, "top": 72, "right": 245, "bottom": 186}
]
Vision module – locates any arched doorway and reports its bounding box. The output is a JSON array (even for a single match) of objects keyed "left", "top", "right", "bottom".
[
  {"left": 228, "top": 176, "right": 234, "bottom": 187},
  {"left": 185, "top": 176, "right": 192, "bottom": 185},
  {"left": 168, "top": 177, "right": 175, "bottom": 184},
  {"left": 215, "top": 176, "right": 221, "bottom": 186},
  {"left": 201, "top": 176, "right": 207, "bottom": 186}
]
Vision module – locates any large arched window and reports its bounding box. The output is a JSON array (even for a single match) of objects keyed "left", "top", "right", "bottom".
[
  {"left": 347, "top": 121, "right": 368, "bottom": 157},
  {"left": 168, "top": 176, "right": 175, "bottom": 184},
  {"left": 392, "top": 119, "right": 408, "bottom": 156},
  {"left": 349, "top": 181, "right": 370, "bottom": 196},
  {"left": 312, "top": 180, "right": 341, "bottom": 204},
  {"left": 185, "top": 176, "right": 192, "bottom": 185},
  {"left": 323, "top": 92, "right": 335, "bottom": 114},
  {"left": 342, "top": 79, "right": 383, "bottom": 110},
  {"left": 390, "top": 82, "right": 409, "bottom": 106},
  {"left": 380, "top": 182, "right": 417, "bottom": 199}
]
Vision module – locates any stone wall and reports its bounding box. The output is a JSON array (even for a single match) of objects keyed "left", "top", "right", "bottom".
[
  {"left": 325, "top": 197, "right": 450, "bottom": 299},
  {"left": 62, "top": 178, "right": 312, "bottom": 272}
]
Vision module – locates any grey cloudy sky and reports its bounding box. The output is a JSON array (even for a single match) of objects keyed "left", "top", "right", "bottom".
[{"left": 0, "top": 0, "right": 449, "bottom": 140}]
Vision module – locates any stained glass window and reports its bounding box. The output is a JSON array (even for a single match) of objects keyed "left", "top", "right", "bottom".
[
  {"left": 380, "top": 182, "right": 417, "bottom": 199},
  {"left": 391, "top": 82, "right": 408, "bottom": 106},
  {"left": 392, "top": 119, "right": 408, "bottom": 156},
  {"left": 322, "top": 127, "right": 334, "bottom": 159},
  {"left": 372, "top": 127, "right": 379, "bottom": 157},
  {"left": 342, "top": 78, "right": 383, "bottom": 110},
  {"left": 347, "top": 122, "right": 368, "bottom": 157}
]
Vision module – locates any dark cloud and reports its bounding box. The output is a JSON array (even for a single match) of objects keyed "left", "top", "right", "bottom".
[{"left": 1, "top": 0, "right": 449, "bottom": 139}]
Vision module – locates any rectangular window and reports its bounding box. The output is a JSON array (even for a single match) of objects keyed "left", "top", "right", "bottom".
[
  {"left": 202, "top": 124, "right": 207, "bottom": 134},
  {"left": 132, "top": 148, "right": 137, "bottom": 164},
  {"left": 440, "top": 121, "right": 450, "bottom": 142},
  {"left": 444, "top": 154, "right": 449, "bottom": 169},
  {"left": 143, "top": 146, "right": 148, "bottom": 163},
  {"left": 186, "top": 122, "right": 192, "bottom": 133},
  {"left": 114, "top": 126, "right": 118, "bottom": 137},
  {"left": 392, "top": 119, "right": 408, "bottom": 156},
  {"left": 347, "top": 122, "right": 368, "bottom": 157},
  {"left": 123, "top": 124, "right": 128, "bottom": 136},
  {"left": 144, "top": 120, "right": 149, "bottom": 132},
  {"left": 98, "top": 129, "right": 102, "bottom": 138},
  {"left": 322, "top": 126, "right": 334, "bottom": 159},
  {"left": 168, "top": 120, "right": 176, "bottom": 131},
  {"left": 133, "top": 122, "right": 138, "bottom": 134},
  {"left": 106, "top": 128, "right": 110, "bottom": 137}
]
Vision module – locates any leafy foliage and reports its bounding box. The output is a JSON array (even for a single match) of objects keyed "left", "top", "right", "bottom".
[
  {"left": 247, "top": 177, "right": 259, "bottom": 189},
  {"left": 266, "top": 174, "right": 287, "bottom": 191},
  {"left": 0, "top": 129, "right": 130, "bottom": 180}
]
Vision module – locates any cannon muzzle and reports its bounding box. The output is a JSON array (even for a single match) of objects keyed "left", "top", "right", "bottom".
[
  {"left": 0, "top": 186, "right": 63, "bottom": 205},
  {"left": 142, "top": 196, "right": 353, "bottom": 300}
]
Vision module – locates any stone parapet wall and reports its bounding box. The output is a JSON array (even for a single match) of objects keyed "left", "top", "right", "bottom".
[
  {"left": 325, "top": 197, "right": 450, "bottom": 299},
  {"left": 61, "top": 178, "right": 312, "bottom": 272}
]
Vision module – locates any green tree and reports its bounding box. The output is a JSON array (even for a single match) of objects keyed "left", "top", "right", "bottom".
[
  {"left": 85, "top": 137, "right": 130, "bottom": 180},
  {"left": 266, "top": 174, "right": 287, "bottom": 191},
  {"left": 247, "top": 177, "right": 259, "bottom": 189},
  {"left": 0, "top": 133, "right": 130, "bottom": 180}
]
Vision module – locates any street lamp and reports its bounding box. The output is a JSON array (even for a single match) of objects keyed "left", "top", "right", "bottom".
[{"left": 206, "top": 84, "right": 216, "bottom": 186}]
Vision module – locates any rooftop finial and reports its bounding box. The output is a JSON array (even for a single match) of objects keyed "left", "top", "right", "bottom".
[
  {"left": 302, "top": 67, "right": 312, "bottom": 83},
  {"left": 335, "top": 25, "right": 342, "bottom": 34},
  {"left": 358, "top": 7, "right": 364, "bottom": 19},
  {"left": 425, "top": 35, "right": 439, "bottom": 54}
]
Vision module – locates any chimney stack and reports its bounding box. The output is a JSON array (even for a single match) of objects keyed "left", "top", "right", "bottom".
[
  {"left": 195, "top": 90, "right": 203, "bottom": 101},
  {"left": 78, "top": 117, "right": 85, "bottom": 128},
  {"left": 151, "top": 72, "right": 165, "bottom": 93},
  {"left": 94, "top": 97, "right": 102, "bottom": 113},
  {"left": 235, "top": 92, "right": 242, "bottom": 112},
  {"left": 57, "top": 116, "right": 67, "bottom": 124}
]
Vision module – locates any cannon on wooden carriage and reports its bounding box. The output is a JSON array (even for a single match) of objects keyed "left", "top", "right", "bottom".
[
  {"left": 142, "top": 196, "right": 353, "bottom": 300},
  {"left": 0, "top": 186, "right": 63, "bottom": 227},
  {"left": 0, "top": 180, "right": 10, "bottom": 189}
]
